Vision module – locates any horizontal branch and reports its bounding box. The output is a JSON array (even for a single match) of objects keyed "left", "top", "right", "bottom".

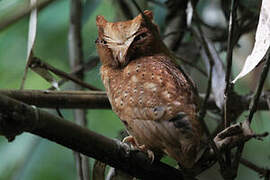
[
  {"left": 0, "top": 90, "right": 111, "bottom": 109},
  {"left": 0, "top": 94, "right": 185, "bottom": 179},
  {"left": 0, "top": 90, "right": 269, "bottom": 111}
]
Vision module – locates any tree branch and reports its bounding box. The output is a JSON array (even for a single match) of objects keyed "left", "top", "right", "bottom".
[
  {"left": 1, "top": 89, "right": 270, "bottom": 111},
  {"left": 0, "top": 90, "right": 110, "bottom": 109},
  {"left": 0, "top": 94, "right": 185, "bottom": 179},
  {"left": 30, "top": 57, "right": 100, "bottom": 91},
  {"left": 48, "top": 56, "right": 99, "bottom": 90},
  {"left": 68, "top": 0, "right": 89, "bottom": 179}
]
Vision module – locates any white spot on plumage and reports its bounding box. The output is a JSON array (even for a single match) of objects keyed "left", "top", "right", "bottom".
[
  {"left": 144, "top": 82, "right": 157, "bottom": 92},
  {"left": 131, "top": 75, "right": 138, "bottom": 82},
  {"left": 114, "top": 97, "right": 120, "bottom": 105},
  {"left": 167, "top": 106, "right": 173, "bottom": 113},
  {"left": 162, "top": 91, "right": 171, "bottom": 99},
  {"left": 173, "top": 101, "right": 181, "bottom": 106},
  {"left": 152, "top": 106, "right": 165, "bottom": 120},
  {"left": 124, "top": 91, "right": 128, "bottom": 98}
]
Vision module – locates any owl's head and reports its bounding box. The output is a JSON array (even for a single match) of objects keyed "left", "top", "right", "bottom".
[{"left": 96, "top": 10, "right": 161, "bottom": 68}]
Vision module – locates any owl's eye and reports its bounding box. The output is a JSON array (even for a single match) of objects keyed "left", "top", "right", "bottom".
[
  {"left": 134, "top": 32, "right": 148, "bottom": 42},
  {"left": 95, "top": 38, "right": 107, "bottom": 45}
]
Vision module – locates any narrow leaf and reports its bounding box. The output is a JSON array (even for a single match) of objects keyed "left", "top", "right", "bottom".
[
  {"left": 232, "top": 0, "right": 270, "bottom": 83},
  {"left": 20, "top": 0, "right": 37, "bottom": 89},
  {"left": 186, "top": 1, "right": 193, "bottom": 27},
  {"left": 26, "top": 0, "right": 37, "bottom": 61}
]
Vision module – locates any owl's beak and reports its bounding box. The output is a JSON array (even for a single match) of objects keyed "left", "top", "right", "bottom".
[
  {"left": 117, "top": 49, "right": 128, "bottom": 65},
  {"left": 113, "top": 45, "right": 131, "bottom": 67}
]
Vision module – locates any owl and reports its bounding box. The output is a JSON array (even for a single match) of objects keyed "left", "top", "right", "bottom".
[{"left": 96, "top": 10, "right": 204, "bottom": 169}]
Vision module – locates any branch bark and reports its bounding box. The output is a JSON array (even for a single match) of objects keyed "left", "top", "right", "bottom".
[
  {"left": 0, "top": 89, "right": 269, "bottom": 111},
  {"left": 0, "top": 90, "right": 111, "bottom": 109}
]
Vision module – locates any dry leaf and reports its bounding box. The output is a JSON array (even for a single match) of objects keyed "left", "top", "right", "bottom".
[
  {"left": 92, "top": 160, "right": 106, "bottom": 180},
  {"left": 201, "top": 37, "right": 226, "bottom": 109},
  {"left": 106, "top": 167, "right": 135, "bottom": 180},
  {"left": 31, "top": 66, "right": 59, "bottom": 90},
  {"left": 232, "top": 0, "right": 270, "bottom": 83}
]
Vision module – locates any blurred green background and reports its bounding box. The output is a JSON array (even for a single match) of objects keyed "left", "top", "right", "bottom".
[{"left": 0, "top": 0, "right": 269, "bottom": 179}]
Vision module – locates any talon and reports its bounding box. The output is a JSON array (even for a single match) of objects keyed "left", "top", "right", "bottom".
[
  {"left": 138, "top": 145, "right": 155, "bottom": 163},
  {"left": 122, "top": 136, "right": 155, "bottom": 162},
  {"left": 122, "top": 135, "right": 137, "bottom": 147},
  {"left": 146, "top": 149, "right": 155, "bottom": 163}
]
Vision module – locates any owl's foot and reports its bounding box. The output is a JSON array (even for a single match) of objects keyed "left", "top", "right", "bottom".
[
  {"left": 122, "top": 135, "right": 137, "bottom": 146},
  {"left": 137, "top": 144, "right": 155, "bottom": 163},
  {"left": 122, "top": 136, "right": 155, "bottom": 163}
]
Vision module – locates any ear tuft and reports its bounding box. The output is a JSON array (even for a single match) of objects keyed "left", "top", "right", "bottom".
[
  {"left": 143, "top": 10, "right": 153, "bottom": 20},
  {"left": 96, "top": 15, "right": 107, "bottom": 27}
]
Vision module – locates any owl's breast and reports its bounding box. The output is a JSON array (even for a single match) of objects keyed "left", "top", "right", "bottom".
[{"left": 101, "top": 55, "right": 198, "bottom": 124}]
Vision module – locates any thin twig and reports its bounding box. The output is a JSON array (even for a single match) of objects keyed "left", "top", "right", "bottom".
[
  {"left": 232, "top": 143, "right": 244, "bottom": 173},
  {"left": 224, "top": 0, "right": 239, "bottom": 174},
  {"left": 198, "top": 62, "right": 213, "bottom": 136},
  {"left": 30, "top": 57, "right": 100, "bottom": 91},
  {"left": 163, "top": 0, "right": 188, "bottom": 51},
  {"left": 68, "top": 0, "right": 89, "bottom": 179},
  {"left": 48, "top": 56, "right": 99, "bottom": 90},
  {"left": 197, "top": 53, "right": 226, "bottom": 169},
  {"left": 197, "top": 59, "right": 226, "bottom": 173},
  {"left": 193, "top": 17, "right": 227, "bottom": 172},
  {"left": 131, "top": 0, "right": 144, "bottom": 14},
  {"left": 247, "top": 47, "right": 270, "bottom": 125},
  {"left": 240, "top": 158, "right": 270, "bottom": 178},
  {"left": 224, "top": 0, "right": 238, "bottom": 128},
  {"left": 174, "top": 55, "right": 207, "bottom": 76},
  {"left": 238, "top": 47, "right": 270, "bottom": 180}
]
